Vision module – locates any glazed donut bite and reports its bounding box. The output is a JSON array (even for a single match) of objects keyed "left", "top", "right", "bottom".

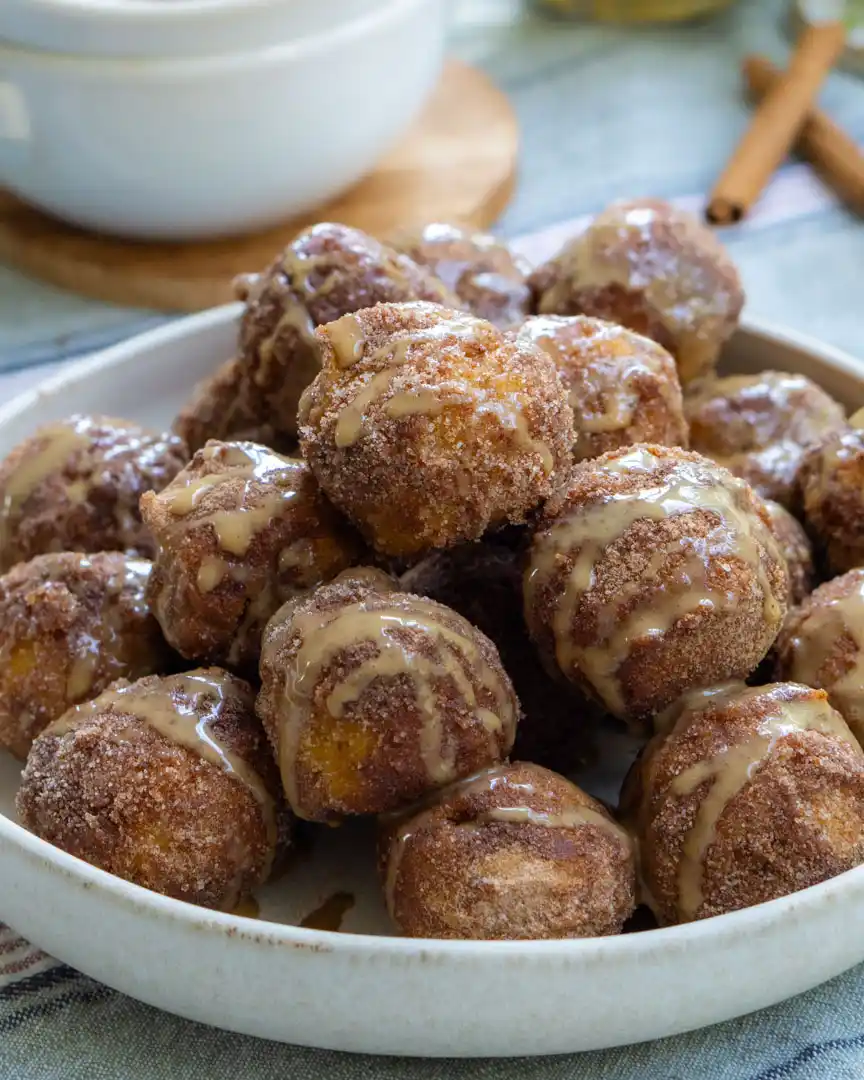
[
  {"left": 0, "top": 552, "right": 170, "bottom": 760},
  {"left": 621, "top": 682, "right": 864, "bottom": 925},
  {"left": 0, "top": 415, "right": 187, "bottom": 571},
  {"left": 763, "top": 498, "right": 815, "bottom": 606},
  {"left": 774, "top": 570, "right": 864, "bottom": 743},
  {"left": 380, "top": 762, "right": 636, "bottom": 940},
  {"left": 528, "top": 198, "right": 744, "bottom": 386},
  {"left": 798, "top": 413, "right": 864, "bottom": 574},
  {"left": 524, "top": 445, "right": 788, "bottom": 724},
  {"left": 389, "top": 222, "right": 531, "bottom": 329},
  {"left": 516, "top": 315, "right": 688, "bottom": 462},
  {"left": 685, "top": 371, "right": 845, "bottom": 508},
  {"left": 256, "top": 569, "right": 519, "bottom": 822},
  {"left": 141, "top": 441, "right": 362, "bottom": 670},
  {"left": 17, "top": 669, "right": 287, "bottom": 911},
  {"left": 299, "top": 302, "right": 574, "bottom": 557},
  {"left": 228, "top": 223, "right": 458, "bottom": 445},
  {"left": 401, "top": 541, "right": 597, "bottom": 771}
]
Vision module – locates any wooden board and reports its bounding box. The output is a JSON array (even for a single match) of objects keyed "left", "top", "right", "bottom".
[{"left": 0, "top": 61, "right": 518, "bottom": 313}]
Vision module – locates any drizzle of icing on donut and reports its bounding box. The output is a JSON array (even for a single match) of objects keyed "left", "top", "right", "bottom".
[{"left": 526, "top": 447, "right": 782, "bottom": 716}]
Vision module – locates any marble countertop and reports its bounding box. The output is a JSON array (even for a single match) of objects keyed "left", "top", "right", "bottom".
[{"left": 0, "top": 0, "right": 862, "bottom": 378}]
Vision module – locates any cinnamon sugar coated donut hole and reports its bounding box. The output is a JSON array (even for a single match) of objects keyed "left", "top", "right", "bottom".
[
  {"left": 0, "top": 552, "right": 170, "bottom": 760},
  {"left": 685, "top": 371, "right": 846, "bottom": 508},
  {"left": 763, "top": 499, "right": 815, "bottom": 607},
  {"left": 0, "top": 415, "right": 187, "bottom": 571},
  {"left": 16, "top": 669, "right": 288, "bottom": 911},
  {"left": 621, "top": 682, "right": 864, "bottom": 925},
  {"left": 173, "top": 357, "right": 294, "bottom": 455},
  {"left": 516, "top": 315, "right": 688, "bottom": 462},
  {"left": 528, "top": 199, "right": 744, "bottom": 386},
  {"left": 141, "top": 441, "right": 361, "bottom": 671},
  {"left": 256, "top": 569, "right": 519, "bottom": 822},
  {"left": 400, "top": 542, "right": 597, "bottom": 771},
  {"left": 299, "top": 302, "right": 574, "bottom": 557},
  {"left": 774, "top": 570, "right": 864, "bottom": 743},
  {"left": 798, "top": 413, "right": 864, "bottom": 574},
  {"left": 524, "top": 445, "right": 788, "bottom": 723},
  {"left": 379, "top": 762, "right": 636, "bottom": 940},
  {"left": 221, "top": 223, "right": 458, "bottom": 448},
  {"left": 389, "top": 222, "right": 531, "bottom": 329}
]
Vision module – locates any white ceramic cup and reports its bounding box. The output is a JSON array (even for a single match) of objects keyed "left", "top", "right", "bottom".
[
  {"left": 0, "top": 0, "right": 445, "bottom": 240},
  {"left": 0, "top": 0, "right": 380, "bottom": 59}
]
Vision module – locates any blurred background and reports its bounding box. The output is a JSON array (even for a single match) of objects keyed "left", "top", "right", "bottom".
[{"left": 0, "top": 0, "right": 861, "bottom": 377}]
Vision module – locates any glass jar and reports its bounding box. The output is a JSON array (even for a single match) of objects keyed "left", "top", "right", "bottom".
[{"left": 533, "top": 0, "right": 736, "bottom": 21}]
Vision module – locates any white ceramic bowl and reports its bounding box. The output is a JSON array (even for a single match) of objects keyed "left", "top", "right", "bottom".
[
  {"left": 1, "top": 305, "right": 864, "bottom": 1057},
  {"left": 0, "top": 0, "right": 445, "bottom": 240},
  {"left": 0, "top": 0, "right": 378, "bottom": 59}
]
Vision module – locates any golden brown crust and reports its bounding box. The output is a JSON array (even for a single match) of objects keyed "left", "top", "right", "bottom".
[
  {"left": 389, "top": 222, "right": 531, "bottom": 329},
  {"left": 528, "top": 199, "right": 744, "bottom": 386},
  {"left": 774, "top": 570, "right": 864, "bottom": 743},
  {"left": 517, "top": 315, "right": 688, "bottom": 461},
  {"left": 524, "top": 446, "right": 788, "bottom": 723},
  {"left": 141, "top": 441, "right": 362, "bottom": 671},
  {"left": 256, "top": 569, "right": 519, "bottom": 822},
  {"left": 799, "top": 423, "right": 864, "bottom": 574},
  {"left": 400, "top": 542, "right": 598, "bottom": 771},
  {"left": 0, "top": 414, "right": 187, "bottom": 571},
  {"left": 16, "top": 669, "right": 289, "bottom": 911},
  {"left": 379, "top": 762, "right": 636, "bottom": 939},
  {"left": 685, "top": 371, "right": 846, "bottom": 508},
  {"left": 763, "top": 499, "right": 815, "bottom": 606},
  {"left": 621, "top": 682, "right": 864, "bottom": 925},
  {"left": 298, "top": 302, "right": 575, "bottom": 558},
  {"left": 229, "top": 223, "right": 458, "bottom": 443},
  {"left": 0, "top": 552, "right": 171, "bottom": 759}
]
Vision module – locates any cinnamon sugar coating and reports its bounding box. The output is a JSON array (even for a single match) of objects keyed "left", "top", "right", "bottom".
[
  {"left": 524, "top": 445, "right": 788, "bottom": 724},
  {"left": 16, "top": 669, "right": 289, "bottom": 911},
  {"left": 192, "top": 223, "right": 457, "bottom": 449},
  {"left": 774, "top": 570, "right": 864, "bottom": 744},
  {"left": 621, "top": 682, "right": 864, "bottom": 925},
  {"left": 529, "top": 199, "right": 744, "bottom": 387},
  {"left": 0, "top": 414, "right": 187, "bottom": 571},
  {"left": 141, "top": 441, "right": 362, "bottom": 671},
  {"left": 400, "top": 541, "right": 597, "bottom": 771},
  {"left": 379, "top": 762, "right": 635, "bottom": 940},
  {"left": 685, "top": 371, "right": 845, "bottom": 508},
  {"left": 299, "top": 302, "right": 574, "bottom": 558},
  {"left": 389, "top": 222, "right": 531, "bottom": 329},
  {"left": 0, "top": 552, "right": 171, "bottom": 760},
  {"left": 173, "top": 357, "right": 295, "bottom": 455},
  {"left": 763, "top": 499, "right": 815, "bottom": 607},
  {"left": 799, "top": 417, "right": 864, "bottom": 574},
  {"left": 256, "top": 569, "right": 519, "bottom": 822},
  {"left": 517, "top": 315, "right": 688, "bottom": 462}
]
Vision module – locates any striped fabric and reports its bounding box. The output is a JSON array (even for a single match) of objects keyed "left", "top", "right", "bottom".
[{"left": 0, "top": 926, "right": 58, "bottom": 986}]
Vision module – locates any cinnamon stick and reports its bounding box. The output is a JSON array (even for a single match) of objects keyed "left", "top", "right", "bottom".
[
  {"left": 706, "top": 20, "right": 847, "bottom": 224},
  {"left": 744, "top": 55, "right": 864, "bottom": 215}
]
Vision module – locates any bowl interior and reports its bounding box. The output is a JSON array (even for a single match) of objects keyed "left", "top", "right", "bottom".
[{"left": 1, "top": 307, "right": 863, "bottom": 937}]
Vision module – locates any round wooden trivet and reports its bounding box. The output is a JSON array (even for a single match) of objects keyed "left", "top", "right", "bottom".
[{"left": 0, "top": 60, "right": 518, "bottom": 313}]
